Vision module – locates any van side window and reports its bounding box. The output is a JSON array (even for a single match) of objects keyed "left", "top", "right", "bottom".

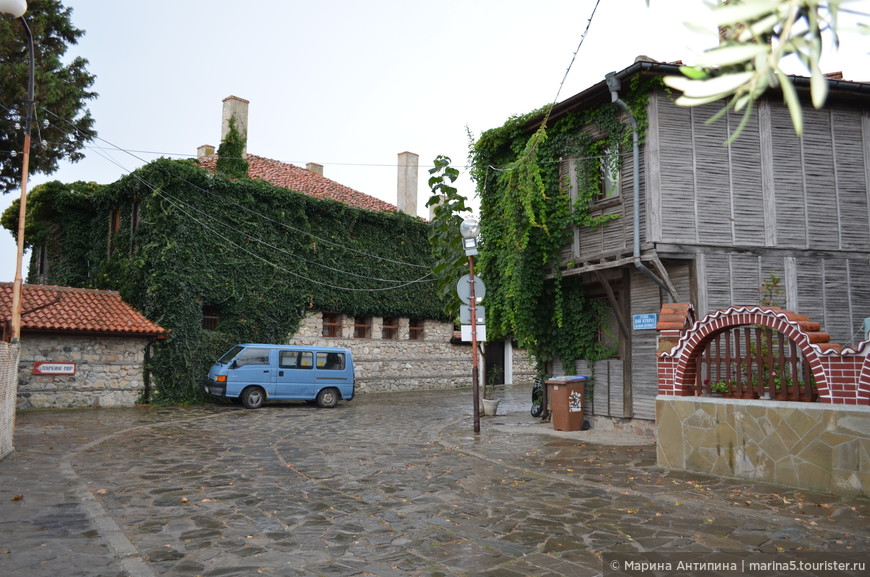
[
  {"left": 298, "top": 351, "right": 313, "bottom": 369},
  {"left": 279, "top": 351, "right": 298, "bottom": 369},
  {"left": 318, "top": 352, "right": 345, "bottom": 370},
  {"left": 235, "top": 348, "right": 270, "bottom": 366}
]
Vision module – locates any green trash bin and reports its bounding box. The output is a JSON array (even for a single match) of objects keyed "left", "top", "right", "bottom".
[{"left": 545, "top": 376, "right": 588, "bottom": 431}]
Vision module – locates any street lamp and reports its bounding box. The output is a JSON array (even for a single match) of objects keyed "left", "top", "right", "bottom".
[
  {"left": 460, "top": 216, "right": 481, "bottom": 433},
  {"left": 1, "top": 0, "right": 34, "bottom": 343}
]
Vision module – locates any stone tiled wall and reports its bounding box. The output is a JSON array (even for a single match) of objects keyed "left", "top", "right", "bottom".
[
  {"left": 0, "top": 342, "right": 19, "bottom": 460},
  {"left": 16, "top": 334, "right": 151, "bottom": 409},
  {"left": 656, "top": 397, "right": 870, "bottom": 498},
  {"left": 291, "top": 312, "right": 535, "bottom": 393}
]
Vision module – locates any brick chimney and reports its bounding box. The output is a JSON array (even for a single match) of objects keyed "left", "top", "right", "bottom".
[
  {"left": 221, "top": 96, "right": 249, "bottom": 156},
  {"left": 397, "top": 151, "right": 418, "bottom": 217}
]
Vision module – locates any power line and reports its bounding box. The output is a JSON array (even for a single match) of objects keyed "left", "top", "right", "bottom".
[{"left": 34, "top": 105, "right": 433, "bottom": 271}]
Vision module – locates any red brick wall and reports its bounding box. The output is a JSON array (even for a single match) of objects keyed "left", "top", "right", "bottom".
[{"left": 656, "top": 304, "right": 870, "bottom": 406}]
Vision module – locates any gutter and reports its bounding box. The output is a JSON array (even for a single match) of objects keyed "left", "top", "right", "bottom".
[{"left": 605, "top": 72, "right": 679, "bottom": 303}]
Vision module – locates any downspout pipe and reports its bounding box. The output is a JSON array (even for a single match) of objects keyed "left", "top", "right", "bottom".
[{"left": 605, "top": 72, "right": 675, "bottom": 303}]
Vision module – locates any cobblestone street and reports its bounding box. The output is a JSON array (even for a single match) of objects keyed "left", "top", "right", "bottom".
[{"left": 1, "top": 384, "right": 867, "bottom": 576}]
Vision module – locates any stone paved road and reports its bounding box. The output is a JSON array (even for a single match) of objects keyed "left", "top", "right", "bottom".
[{"left": 1, "top": 384, "right": 867, "bottom": 577}]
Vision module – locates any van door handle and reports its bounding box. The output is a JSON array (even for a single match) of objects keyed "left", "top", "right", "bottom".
[{"left": 278, "top": 371, "right": 284, "bottom": 377}]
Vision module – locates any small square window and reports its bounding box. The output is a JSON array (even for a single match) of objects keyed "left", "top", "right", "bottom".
[
  {"left": 382, "top": 317, "right": 398, "bottom": 340},
  {"left": 354, "top": 316, "right": 372, "bottom": 339},
  {"left": 409, "top": 319, "right": 424, "bottom": 341},
  {"left": 202, "top": 306, "right": 220, "bottom": 331},
  {"left": 322, "top": 313, "right": 342, "bottom": 338}
]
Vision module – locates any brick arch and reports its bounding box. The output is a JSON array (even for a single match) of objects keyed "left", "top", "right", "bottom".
[{"left": 668, "top": 306, "right": 831, "bottom": 399}]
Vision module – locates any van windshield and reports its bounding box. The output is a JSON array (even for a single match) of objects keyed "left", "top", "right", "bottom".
[{"left": 217, "top": 345, "right": 245, "bottom": 365}]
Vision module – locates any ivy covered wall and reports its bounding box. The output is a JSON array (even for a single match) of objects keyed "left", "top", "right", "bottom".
[
  {"left": 469, "top": 78, "right": 654, "bottom": 375},
  {"left": 4, "top": 158, "right": 445, "bottom": 403}
]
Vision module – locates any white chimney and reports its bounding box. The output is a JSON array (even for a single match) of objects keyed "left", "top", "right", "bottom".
[
  {"left": 221, "top": 95, "right": 249, "bottom": 156},
  {"left": 197, "top": 144, "right": 215, "bottom": 157},
  {"left": 397, "top": 151, "right": 418, "bottom": 216},
  {"left": 306, "top": 162, "right": 324, "bottom": 176}
]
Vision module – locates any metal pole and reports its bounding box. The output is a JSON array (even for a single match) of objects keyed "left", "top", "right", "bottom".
[
  {"left": 10, "top": 15, "right": 35, "bottom": 343},
  {"left": 468, "top": 255, "right": 480, "bottom": 434}
]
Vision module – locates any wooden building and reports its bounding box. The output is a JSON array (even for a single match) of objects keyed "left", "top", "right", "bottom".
[{"left": 544, "top": 59, "right": 870, "bottom": 424}]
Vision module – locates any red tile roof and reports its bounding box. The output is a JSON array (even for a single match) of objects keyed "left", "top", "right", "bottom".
[
  {"left": 197, "top": 153, "right": 398, "bottom": 213},
  {"left": 0, "top": 283, "right": 167, "bottom": 340}
]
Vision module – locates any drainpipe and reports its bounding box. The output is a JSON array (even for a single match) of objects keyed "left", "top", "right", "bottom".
[{"left": 605, "top": 72, "right": 676, "bottom": 302}]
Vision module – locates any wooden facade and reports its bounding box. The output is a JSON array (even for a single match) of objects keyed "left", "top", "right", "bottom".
[{"left": 552, "top": 61, "right": 870, "bottom": 422}]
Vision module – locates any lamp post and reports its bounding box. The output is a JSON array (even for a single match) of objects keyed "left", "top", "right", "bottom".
[
  {"left": 459, "top": 217, "right": 481, "bottom": 434},
  {"left": 1, "top": 0, "right": 33, "bottom": 343}
]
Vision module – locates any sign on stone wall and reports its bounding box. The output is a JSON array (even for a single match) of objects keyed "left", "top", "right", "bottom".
[{"left": 33, "top": 362, "right": 77, "bottom": 375}]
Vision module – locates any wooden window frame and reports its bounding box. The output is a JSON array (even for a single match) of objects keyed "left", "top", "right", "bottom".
[
  {"left": 382, "top": 316, "right": 399, "bottom": 340},
  {"left": 353, "top": 316, "right": 372, "bottom": 339},
  {"left": 408, "top": 319, "right": 424, "bottom": 341},
  {"left": 322, "top": 313, "right": 342, "bottom": 338}
]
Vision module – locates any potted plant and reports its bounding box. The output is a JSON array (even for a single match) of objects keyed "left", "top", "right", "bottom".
[
  {"left": 482, "top": 366, "right": 503, "bottom": 416},
  {"left": 710, "top": 381, "right": 730, "bottom": 396}
]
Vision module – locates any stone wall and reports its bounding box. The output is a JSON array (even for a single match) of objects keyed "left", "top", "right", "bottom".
[
  {"left": 16, "top": 334, "right": 151, "bottom": 409},
  {"left": 657, "top": 397, "right": 870, "bottom": 498},
  {"left": 0, "top": 342, "right": 18, "bottom": 460},
  {"left": 290, "top": 312, "right": 535, "bottom": 393}
]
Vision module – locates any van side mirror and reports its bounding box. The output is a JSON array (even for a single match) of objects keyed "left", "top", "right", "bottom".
[{"left": 230, "top": 360, "right": 238, "bottom": 369}]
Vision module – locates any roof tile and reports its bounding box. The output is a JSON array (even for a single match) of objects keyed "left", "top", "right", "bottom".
[
  {"left": 0, "top": 283, "right": 167, "bottom": 339},
  {"left": 197, "top": 154, "right": 399, "bottom": 213}
]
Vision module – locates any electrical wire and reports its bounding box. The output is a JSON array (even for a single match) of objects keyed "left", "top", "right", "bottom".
[{"left": 34, "top": 105, "right": 434, "bottom": 271}]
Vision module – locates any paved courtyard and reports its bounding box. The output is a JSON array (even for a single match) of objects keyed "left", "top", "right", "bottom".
[{"left": 1, "top": 383, "right": 867, "bottom": 576}]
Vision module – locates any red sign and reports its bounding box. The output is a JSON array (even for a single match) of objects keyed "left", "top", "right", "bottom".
[{"left": 33, "top": 362, "right": 77, "bottom": 375}]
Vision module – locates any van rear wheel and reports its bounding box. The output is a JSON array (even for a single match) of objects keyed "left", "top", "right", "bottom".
[
  {"left": 316, "top": 388, "right": 339, "bottom": 408},
  {"left": 241, "top": 386, "right": 265, "bottom": 409}
]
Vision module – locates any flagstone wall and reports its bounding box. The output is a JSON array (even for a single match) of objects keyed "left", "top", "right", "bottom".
[{"left": 656, "top": 304, "right": 870, "bottom": 497}]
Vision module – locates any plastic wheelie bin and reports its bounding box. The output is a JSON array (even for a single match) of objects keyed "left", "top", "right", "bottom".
[{"left": 545, "top": 376, "right": 588, "bottom": 431}]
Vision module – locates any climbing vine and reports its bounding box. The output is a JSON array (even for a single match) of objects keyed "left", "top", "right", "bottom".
[
  {"left": 5, "top": 158, "right": 445, "bottom": 404},
  {"left": 469, "top": 77, "right": 656, "bottom": 373}
]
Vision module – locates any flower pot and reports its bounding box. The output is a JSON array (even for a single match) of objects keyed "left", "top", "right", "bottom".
[{"left": 482, "top": 398, "right": 500, "bottom": 416}]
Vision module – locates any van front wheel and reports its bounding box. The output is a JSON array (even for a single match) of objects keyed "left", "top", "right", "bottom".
[
  {"left": 241, "top": 386, "right": 266, "bottom": 409},
  {"left": 316, "top": 388, "right": 339, "bottom": 408}
]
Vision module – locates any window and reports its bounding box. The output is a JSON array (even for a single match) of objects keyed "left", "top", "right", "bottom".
[
  {"left": 202, "top": 306, "right": 220, "bottom": 331},
  {"left": 353, "top": 316, "right": 371, "bottom": 339},
  {"left": 317, "top": 352, "right": 346, "bottom": 370},
  {"left": 279, "top": 351, "right": 298, "bottom": 369},
  {"left": 108, "top": 208, "right": 121, "bottom": 257},
  {"left": 596, "top": 143, "right": 620, "bottom": 202},
  {"left": 235, "top": 348, "right": 270, "bottom": 366},
  {"left": 299, "top": 351, "right": 313, "bottom": 368},
  {"left": 409, "top": 319, "right": 424, "bottom": 341},
  {"left": 130, "top": 199, "right": 141, "bottom": 254},
  {"left": 322, "top": 313, "right": 341, "bottom": 338},
  {"left": 382, "top": 317, "right": 398, "bottom": 340}
]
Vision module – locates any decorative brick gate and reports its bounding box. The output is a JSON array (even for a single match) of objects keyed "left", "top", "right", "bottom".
[{"left": 655, "top": 304, "right": 870, "bottom": 497}]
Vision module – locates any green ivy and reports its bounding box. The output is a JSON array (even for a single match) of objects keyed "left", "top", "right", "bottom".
[
  {"left": 7, "top": 158, "right": 446, "bottom": 404},
  {"left": 469, "top": 78, "right": 655, "bottom": 373}
]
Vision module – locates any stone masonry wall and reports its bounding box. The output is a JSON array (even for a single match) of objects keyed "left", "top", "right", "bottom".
[
  {"left": 291, "top": 312, "right": 535, "bottom": 393},
  {"left": 16, "top": 334, "right": 150, "bottom": 409}
]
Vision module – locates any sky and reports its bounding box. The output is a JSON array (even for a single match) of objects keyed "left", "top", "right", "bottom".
[{"left": 2, "top": 0, "right": 868, "bottom": 282}]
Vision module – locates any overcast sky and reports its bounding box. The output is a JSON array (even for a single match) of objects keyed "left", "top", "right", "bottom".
[{"left": 2, "top": 0, "right": 868, "bottom": 282}]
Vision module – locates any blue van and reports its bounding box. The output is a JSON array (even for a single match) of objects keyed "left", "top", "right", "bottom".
[{"left": 205, "top": 344, "right": 355, "bottom": 409}]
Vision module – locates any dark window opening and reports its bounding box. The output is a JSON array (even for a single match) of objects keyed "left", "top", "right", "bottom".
[
  {"left": 322, "top": 313, "right": 341, "bottom": 338},
  {"left": 382, "top": 317, "right": 398, "bottom": 340},
  {"left": 409, "top": 319, "right": 424, "bottom": 341},
  {"left": 202, "top": 306, "right": 220, "bottom": 331},
  {"left": 354, "top": 316, "right": 372, "bottom": 339}
]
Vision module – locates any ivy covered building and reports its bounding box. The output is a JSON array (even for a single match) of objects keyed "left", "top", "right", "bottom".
[
  {"left": 5, "top": 96, "right": 534, "bottom": 405},
  {"left": 471, "top": 58, "right": 870, "bottom": 428}
]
